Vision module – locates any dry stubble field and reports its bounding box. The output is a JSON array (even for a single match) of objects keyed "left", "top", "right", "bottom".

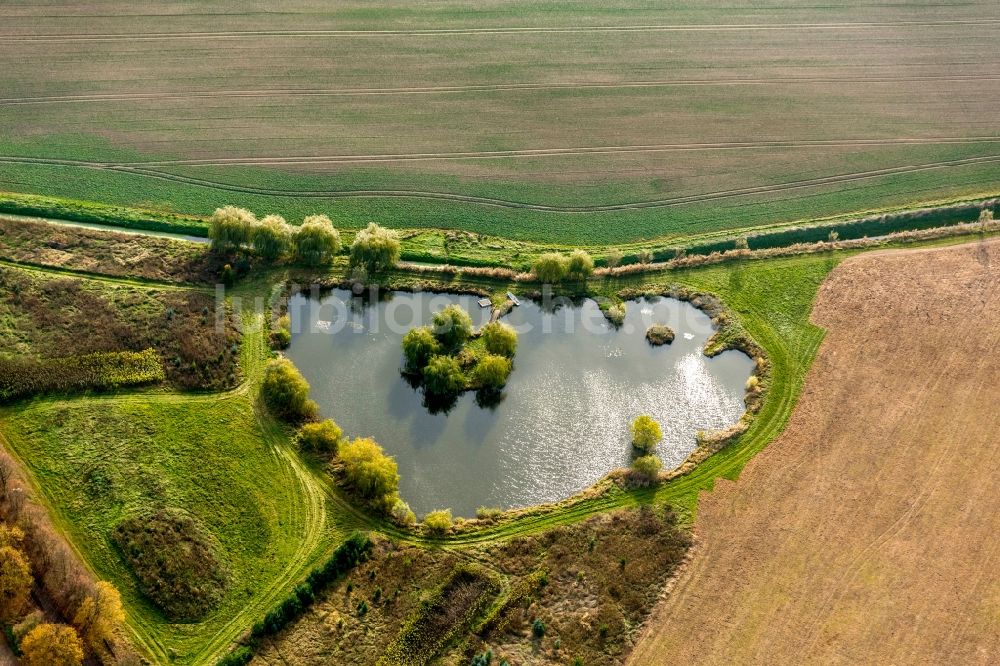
[
  {"left": 628, "top": 238, "right": 1000, "bottom": 665},
  {"left": 1, "top": 1, "right": 999, "bottom": 241}
]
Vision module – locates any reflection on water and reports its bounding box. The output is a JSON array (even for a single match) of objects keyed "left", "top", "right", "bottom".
[{"left": 286, "top": 289, "right": 754, "bottom": 516}]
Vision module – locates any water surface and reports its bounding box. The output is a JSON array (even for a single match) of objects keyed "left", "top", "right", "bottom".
[{"left": 287, "top": 289, "right": 753, "bottom": 516}]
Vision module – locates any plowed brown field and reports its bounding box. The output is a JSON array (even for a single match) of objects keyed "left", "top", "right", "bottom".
[{"left": 628, "top": 238, "right": 1000, "bottom": 665}]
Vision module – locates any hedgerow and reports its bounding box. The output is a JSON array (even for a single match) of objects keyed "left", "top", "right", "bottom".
[
  {"left": 0, "top": 349, "right": 164, "bottom": 403},
  {"left": 216, "top": 532, "right": 373, "bottom": 666}
]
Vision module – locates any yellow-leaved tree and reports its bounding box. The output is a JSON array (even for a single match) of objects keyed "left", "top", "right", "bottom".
[
  {"left": 0, "top": 544, "right": 32, "bottom": 622},
  {"left": 20, "top": 623, "right": 84, "bottom": 666},
  {"left": 73, "top": 580, "right": 125, "bottom": 649}
]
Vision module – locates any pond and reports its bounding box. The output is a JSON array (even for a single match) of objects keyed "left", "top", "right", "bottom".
[{"left": 286, "top": 288, "right": 755, "bottom": 517}]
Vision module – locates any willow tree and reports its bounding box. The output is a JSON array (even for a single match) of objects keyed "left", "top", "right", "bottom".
[
  {"left": 208, "top": 205, "right": 256, "bottom": 253},
  {"left": 252, "top": 214, "right": 293, "bottom": 260},
  {"left": 294, "top": 214, "right": 342, "bottom": 266},
  {"left": 532, "top": 252, "right": 569, "bottom": 283},
  {"left": 349, "top": 222, "right": 401, "bottom": 272},
  {"left": 631, "top": 414, "right": 663, "bottom": 452}
]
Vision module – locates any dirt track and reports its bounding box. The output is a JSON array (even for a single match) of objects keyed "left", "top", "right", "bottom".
[{"left": 628, "top": 238, "right": 1000, "bottom": 665}]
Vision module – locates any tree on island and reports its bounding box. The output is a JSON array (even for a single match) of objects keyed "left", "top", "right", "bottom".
[
  {"left": 631, "top": 415, "right": 663, "bottom": 453},
  {"left": 431, "top": 304, "right": 473, "bottom": 350},
  {"left": 481, "top": 321, "right": 518, "bottom": 358},
  {"left": 402, "top": 326, "right": 441, "bottom": 371},
  {"left": 423, "top": 355, "right": 465, "bottom": 394}
]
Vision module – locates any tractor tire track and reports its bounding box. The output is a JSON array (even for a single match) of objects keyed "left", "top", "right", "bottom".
[
  {"left": 3, "top": 19, "right": 999, "bottom": 42},
  {"left": 3, "top": 74, "right": 998, "bottom": 105},
  {"left": 2, "top": 151, "right": 997, "bottom": 213}
]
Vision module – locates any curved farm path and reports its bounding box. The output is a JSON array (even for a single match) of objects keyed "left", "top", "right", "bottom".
[
  {"left": 628, "top": 238, "right": 1000, "bottom": 665},
  {"left": 1, "top": 151, "right": 998, "bottom": 213}
]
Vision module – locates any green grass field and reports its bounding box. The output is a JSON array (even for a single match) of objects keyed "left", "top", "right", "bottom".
[
  {"left": 0, "top": 310, "right": 362, "bottom": 664},
  {"left": 1, "top": 0, "right": 998, "bottom": 243}
]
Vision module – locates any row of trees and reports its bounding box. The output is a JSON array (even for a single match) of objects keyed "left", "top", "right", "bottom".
[
  {"left": 209, "top": 207, "right": 402, "bottom": 272},
  {"left": 260, "top": 358, "right": 404, "bottom": 517},
  {"left": 0, "top": 522, "right": 123, "bottom": 665},
  {"left": 0, "top": 449, "right": 132, "bottom": 665}
]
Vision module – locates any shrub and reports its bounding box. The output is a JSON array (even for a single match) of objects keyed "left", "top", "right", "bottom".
[
  {"left": 532, "top": 252, "right": 569, "bottom": 283},
  {"left": 606, "top": 248, "right": 623, "bottom": 267},
  {"left": 294, "top": 214, "right": 341, "bottom": 266},
  {"left": 532, "top": 618, "right": 546, "bottom": 638},
  {"left": 208, "top": 206, "right": 256, "bottom": 253},
  {"left": 645, "top": 324, "right": 675, "bottom": 346},
  {"left": 603, "top": 302, "right": 626, "bottom": 327},
  {"left": 481, "top": 321, "right": 517, "bottom": 357},
  {"left": 391, "top": 499, "right": 417, "bottom": 526},
  {"left": 475, "top": 506, "right": 503, "bottom": 521},
  {"left": 252, "top": 214, "right": 292, "bottom": 260},
  {"left": 297, "top": 419, "right": 343, "bottom": 454},
  {"left": 631, "top": 454, "right": 662, "bottom": 480},
  {"left": 112, "top": 510, "right": 229, "bottom": 621},
  {"left": 272, "top": 313, "right": 292, "bottom": 349},
  {"left": 431, "top": 304, "right": 474, "bottom": 349},
  {"left": 340, "top": 438, "right": 399, "bottom": 510},
  {"left": 473, "top": 354, "right": 512, "bottom": 389},
  {"left": 0, "top": 544, "right": 32, "bottom": 622},
  {"left": 631, "top": 415, "right": 662, "bottom": 452},
  {"left": 567, "top": 249, "right": 594, "bottom": 279},
  {"left": 20, "top": 623, "right": 84, "bottom": 666},
  {"left": 423, "top": 509, "right": 453, "bottom": 533},
  {"left": 261, "top": 358, "right": 318, "bottom": 422},
  {"left": 350, "top": 222, "right": 401, "bottom": 272},
  {"left": 401, "top": 326, "right": 441, "bottom": 371},
  {"left": 471, "top": 648, "right": 494, "bottom": 666},
  {"left": 423, "top": 355, "right": 466, "bottom": 395}
]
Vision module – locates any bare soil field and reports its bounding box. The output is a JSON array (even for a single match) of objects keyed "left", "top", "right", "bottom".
[
  {"left": 1, "top": 1, "right": 998, "bottom": 240},
  {"left": 628, "top": 238, "right": 1000, "bottom": 665}
]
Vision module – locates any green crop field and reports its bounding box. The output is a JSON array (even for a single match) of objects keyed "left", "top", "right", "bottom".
[{"left": 1, "top": 1, "right": 998, "bottom": 243}]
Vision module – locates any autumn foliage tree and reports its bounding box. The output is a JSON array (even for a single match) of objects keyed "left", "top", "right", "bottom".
[
  {"left": 20, "top": 623, "right": 84, "bottom": 666},
  {"left": 73, "top": 580, "right": 125, "bottom": 650},
  {"left": 339, "top": 437, "right": 400, "bottom": 511},
  {"left": 0, "top": 544, "right": 32, "bottom": 622}
]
